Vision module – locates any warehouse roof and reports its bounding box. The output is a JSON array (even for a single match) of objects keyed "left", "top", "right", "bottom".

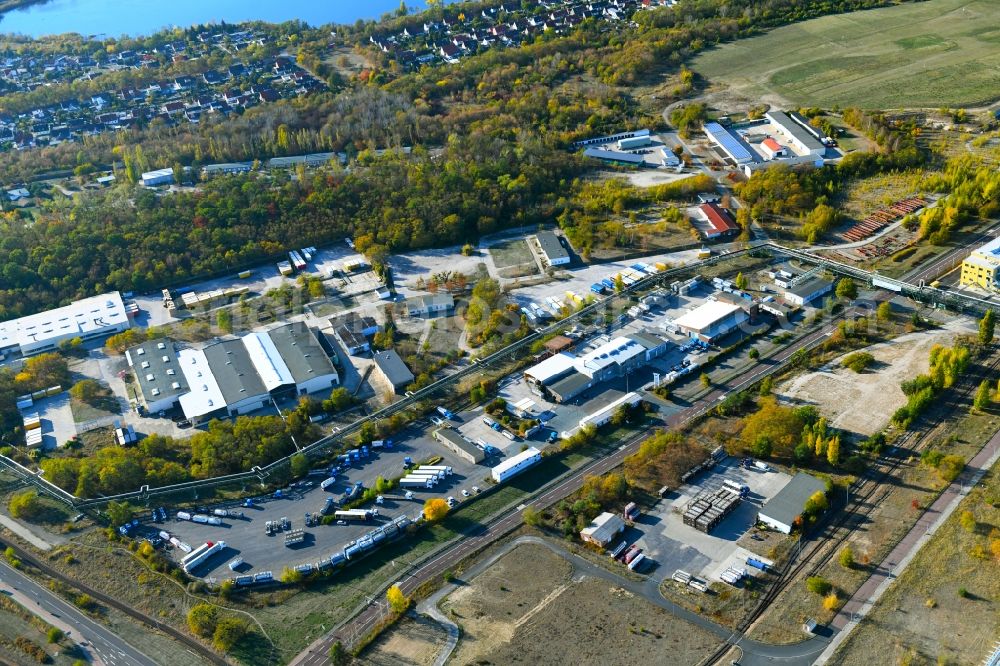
[
  {"left": 525, "top": 352, "right": 577, "bottom": 385},
  {"left": 547, "top": 371, "right": 592, "bottom": 402},
  {"left": 629, "top": 330, "right": 668, "bottom": 351},
  {"left": 704, "top": 122, "right": 756, "bottom": 163},
  {"left": 177, "top": 348, "right": 227, "bottom": 419},
  {"left": 267, "top": 322, "right": 337, "bottom": 385},
  {"left": 127, "top": 338, "right": 189, "bottom": 405},
  {"left": 766, "top": 111, "right": 825, "bottom": 153},
  {"left": 329, "top": 312, "right": 378, "bottom": 333},
  {"left": 434, "top": 428, "right": 485, "bottom": 462},
  {"left": 333, "top": 324, "right": 367, "bottom": 350},
  {"left": 582, "top": 147, "right": 645, "bottom": 165},
  {"left": 674, "top": 300, "right": 743, "bottom": 333},
  {"left": 581, "top": 512, "right": 626, "bottom": 545},
  {"left": 241, "top": 330, "right": 293, "bottom": 392},
  {"left": 700, "top": 202, "right": 739, "bottom": 235},
  {"left": 0, "top": 291, "right": 129, "bottom": 353},
  {"left": 579, "top": 336, "right": 645, "bottom": 374},
  {"left": 759, "top": 472, "right": 825, "bottom": 529},
  {"left": 536, "top": 230, "right": 570, "bottom": 263},
  {"left": 372, "top": 350, "right": 414, "bottom": 388},
  {"left": 786, "top": 277, "right": 833, "bottom": 300},
  {"left": 204, "top": 339, "right": 268, "bottom": 405}
]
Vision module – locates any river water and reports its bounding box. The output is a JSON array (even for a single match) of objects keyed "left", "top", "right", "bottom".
[{"left": 0, "top": 0, "right": 451, "bottom": 37}]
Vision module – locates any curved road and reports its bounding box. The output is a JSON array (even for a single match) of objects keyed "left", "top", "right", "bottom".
[
  {"left": 291, "top": 316, "right": 847, "bottom": 666},
  {"left": 0, "top": 559, "right": 158, "bottom": 666}
]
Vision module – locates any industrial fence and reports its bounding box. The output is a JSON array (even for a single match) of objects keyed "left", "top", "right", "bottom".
[{"left": 1, "top": 240, "right": 982, "bottom": 511}]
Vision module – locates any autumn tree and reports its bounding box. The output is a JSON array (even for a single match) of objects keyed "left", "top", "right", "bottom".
[
  {"left": 835, "top": 278, "right": 858, "bottom": 300},
  {"left": 423, "top": 498, "right": 449, "bottom": 522},
  {"left": 387, "top": 584, "right": 410, "bottom": 614},
  {"left": 979, "top": 309, "right": 996, "bottom": 345},
  {"left": 187, "top": 603, "right": 218, "bottom": 638}
]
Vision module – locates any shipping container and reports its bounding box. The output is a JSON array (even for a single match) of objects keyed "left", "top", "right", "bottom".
[
  {"left": 238, "top": 270, "right": 253, "bottom": 279},
  {"left": 333, "top": 509, "right": 373, "bottom": 522},
  {"left": 176, "top": 511, "right": 192, "bottom": 521},
  {"left": 277, "top": 260, "right": 294, "bottom": 276},
  {"left": 627, "top": 553, "right": 646, "bottom": 571},
  {"left": 624, "top": 548, "right": 643, "bottom": 565},
  {"left": 320, "top": 477, "right": 337, "bottom": 490}
]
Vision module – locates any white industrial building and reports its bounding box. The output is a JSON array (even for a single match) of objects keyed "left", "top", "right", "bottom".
[
  {"left": 0, "top": 291, "right": 131, "bottom": 356},
  {"left": 491, "top": 447, "right": 542, "bottom": 483},
  {"left": 536, "top": 230, "right": 571, "bottom": 266},
  {"left": 576, "top": 391, "right": 642, "bottom": 433},
  {"left": 673, "top": 300, "right": 749, "bottom": 343},
  {"left": 128, "top": 322, "right": 338, "bottom": 422},
  {"left": 580, "top": 512, "right": 626, "bottom": 547},
  {"left": 757, "top": 473, "right": 826, "bottom": 534},
  {"left": 141, "top": 167, "right": 175, "bottom": 187},
  {"left": 783, "top": 277, "right": 833, "bottom": 307},
  {"left": 764, "top": 111, "right": 826, "bottom": 157}
]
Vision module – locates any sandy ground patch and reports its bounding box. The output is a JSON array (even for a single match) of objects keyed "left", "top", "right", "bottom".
[
  {"left": 777, "top": 317, "right": 975, "bottom": 437},
  {"left": 359, "top": 614, "right": 448, "bottom": 666}
]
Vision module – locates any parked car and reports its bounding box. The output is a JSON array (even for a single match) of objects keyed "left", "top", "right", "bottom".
[{"left": 430, "top": 416, "right": 444, "bottom": 426}]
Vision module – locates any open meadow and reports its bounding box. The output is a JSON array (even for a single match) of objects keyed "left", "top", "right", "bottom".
[{"left": 691, "top": 0, "right": 1000, "bottom": 109}]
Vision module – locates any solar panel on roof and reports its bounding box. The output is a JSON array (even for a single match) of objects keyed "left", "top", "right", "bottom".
[{"left": 704, "top": 122, "right": 755, "bottom": 163}]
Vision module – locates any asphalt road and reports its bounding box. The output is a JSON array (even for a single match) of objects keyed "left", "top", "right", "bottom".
[
  {"left": 291, "top": 315, "right": 845, "bottom": 666},
  {"left": 0, "top": 560, "right": 158, "bottom": 666}
]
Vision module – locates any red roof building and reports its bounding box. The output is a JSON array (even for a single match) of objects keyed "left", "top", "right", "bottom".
[{"left": 699, "top": 203, "right": 739, "bottom": 239}]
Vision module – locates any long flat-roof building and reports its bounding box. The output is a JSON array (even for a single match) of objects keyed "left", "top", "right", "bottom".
[
  {"left": 127, "top": 339, "right": 189, "bottom": 415},
  {"left": 783, "top": 277, "right": 833, "bottom": 307},
  {"left": 371, "top": 350, "right": 415, "bottom": 394},
  {"left": 704, "top": 122, "right": 756, "bottom": 165},
  {"left": 960, "top": 236, "right": 1000, "bottom": 292},
  {"left": 765, "top": 111, "right": 826, "bottom": 157},
  {"left": 536, "top": 230, "right": 571, "bottom": 266},
  {"left": 0, "top": 292, "right": 131, "bottom": 356},
  {"left": 433, "top": 428, "right": 485, "bottom": 464},
  {"left": 582, "top": 147, "right": 646, "bottom": 167},
  {"left": 673, "top": 300, "right": 748, "bottom": 343},
  {"left": 405, "top": 294, "right": 454, "bottom": 317},
  {"left": 758, "top": 472, "right": 826, "bottom": 534}
]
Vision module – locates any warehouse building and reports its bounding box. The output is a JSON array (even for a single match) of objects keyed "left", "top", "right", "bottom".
[
  {"left": 582, "top": 147, "right": 645, "bottom": 167},
  {"left": 575, "top": 391, "right": 642, "bottom": 433},
  {"left": 491, "top": 446, "right": 542, "bottom": 482},
  {"left": 405, "top": 294, "right": 454, "bottom": 317},
  {"left": 764, "top": 111, "right": 826, "bottom": 157},
  {"left": 578, "top": 336, "right": 648, "bottom": 382},
  {"left": 783, "top": 277, "right": 833, "bottom": 307},
  {"left": 618, "top": 134, "right": 652, "bottom": 150},
  {"left": 141, "top": 167, "right": 174, "bottom": 187},
  {"left": 371, "top": 350, "right": 415, "bottom": 394},
  {"left": 127, "top": 339, "right": 189, "bottom": 415},
  {"left": 697, "top": 202, "right": 740, "bottom": 240},
  {"left": 536, "top": 230, "right": 571, "bottom": 266},
  {"left": 573, "top": 128, "right": 650, "bottom": 148},
  {"left": 673, "top": 300, "right": 749, "bottom": 343},
  {"left": 760, "top": 137, "right": 786, "bottom": 160},
  {"left": 525, "top": 352, "right": 577, "bottom": 390},
  {"left": 266, "top": 322, "right": 340, "bottom": 395},
  {"left": 177, "top": 348, "right": 227, "bottom": 423},
  {"left": 703, "top": 122, "right": 757, "bottom": 164},
  {"left": 433, "top": 428, "right": 485, "bottom": 464},
  {"left": 960, "top": 236, "right": 1000, "bottom": 292},
  {"left": 629, "top": 330, "right": 672, "bottom": 360},
  {"left": 547, "top": 371, "right": 594, "bottom": 403},
  {"left": 204, "top": 339, "right": 271, "bottom": 416},
  {"left": 0, "top": 291, "right": 131, "bottom": 357},
  {"left": 580, "top": 512, "right": 626, "bottom": 547},
  {"left": 757, "top": 472, "right": 826, "bottom": 534}
]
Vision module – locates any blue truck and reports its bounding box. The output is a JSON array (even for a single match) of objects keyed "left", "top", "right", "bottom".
[{"left": 590, "top": 283, "right": 606, "bottom": 295}]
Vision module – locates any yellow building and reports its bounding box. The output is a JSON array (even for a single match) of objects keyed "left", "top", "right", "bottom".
[{"left": 960, "top": 237, "right": 1000, "bottom": 292}]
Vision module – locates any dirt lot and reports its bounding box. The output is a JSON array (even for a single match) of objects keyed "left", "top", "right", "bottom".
[
  {"left": 777, "top": 317, "right": 974, "bottom": 437},
  {"left": 441, "top": 543, "right": 718, "bottom": 665},
  {"left": 834, "top": 457, "right": 1000, "bottom": 666},
  {"left": 358, "top": 614, "right": 448, "bottom": 666},
  {"left": 488, "top": 239, "right": 539, "bottom": 279}
]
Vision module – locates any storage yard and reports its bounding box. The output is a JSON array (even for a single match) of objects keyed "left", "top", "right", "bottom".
[{"left": 440, "top": 543, "right": 720, "bottom": 666}]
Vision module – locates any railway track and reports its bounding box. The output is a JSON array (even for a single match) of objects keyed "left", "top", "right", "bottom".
[{"left": 703, "top": 348, "right": 1000, "bottom": 666}]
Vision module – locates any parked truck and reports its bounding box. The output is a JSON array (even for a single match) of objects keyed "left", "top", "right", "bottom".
[
  {"left": 333, "top": 509, "right": 373, "bottom": 522},
  {"left": 417, "top": 465, "right": 453, "bottom": 476},
  {"left": 400, "top": 477, "right": 435, "bottom": 489},
  {"left": 182, "top": 541, "right": 226, "bottom": 574},
  {"left": 320, "top": 477, "right": 337, "bottom": 491},
  {"left": 436, "top": 406, "right": 456, "bottom": 420}
]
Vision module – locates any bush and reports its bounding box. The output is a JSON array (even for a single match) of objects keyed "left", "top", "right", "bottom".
[
  {"left": 822, "top": 592, "right": 840, "bottom": 611},
  {"left": 842, "top": 352, "right": 875, "bottom": 373},
  {"left": 46, "top": 628, "right": 64, "bottom": 644},
  {"left": 423, "top": 498, "right": 449, "bottom": 522},
  {"left": 387, "top": 584, "right": 410, "bottom": 614},
  {"left": 212, "top": 617, "right": 247, "bottom": 652},
  {"left": 186, "top": 603, "right": 218, "bottom": 638},
  {"left": 838, "top": 546, "right": 854, "bottom": 569},
  {"left": 958, "top": 587, "right": 970, "bottom": 598},
  {"left": 806, "top": 576, "right": 832, "bottom": 596}
]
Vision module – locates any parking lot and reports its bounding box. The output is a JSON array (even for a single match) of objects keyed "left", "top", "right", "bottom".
[
  {"left": 625, "top": 458, "right": 792, "bottom": 583},
  {"left": 163, "top": 420, "right": 494, "bottom": 580}
]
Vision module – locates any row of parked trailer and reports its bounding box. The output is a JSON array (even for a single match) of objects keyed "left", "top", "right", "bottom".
[
  {"left": 399, "top": 464, "right": 454, "bottom": 490},
  {"left": 671, "top": 569, "right": 709, "bottom": 593},
  {"left": 278, "top": 246, "right": 317, "bottom": 276},
  {"left": 228, "top": 515, "right": 413, "bottom": 587},
  {"left": 680, "top": 446, "right": 726, "bottom": 484}
]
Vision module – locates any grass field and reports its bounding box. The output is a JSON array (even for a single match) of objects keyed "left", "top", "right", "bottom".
[{"left": 691, "top": 0, "right": 1000, "bottom": 108}]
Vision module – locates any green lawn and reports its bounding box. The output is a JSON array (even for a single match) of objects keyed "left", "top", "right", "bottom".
[{"left": 691, "top": 0, "right": 1000, "bottom": 108}]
